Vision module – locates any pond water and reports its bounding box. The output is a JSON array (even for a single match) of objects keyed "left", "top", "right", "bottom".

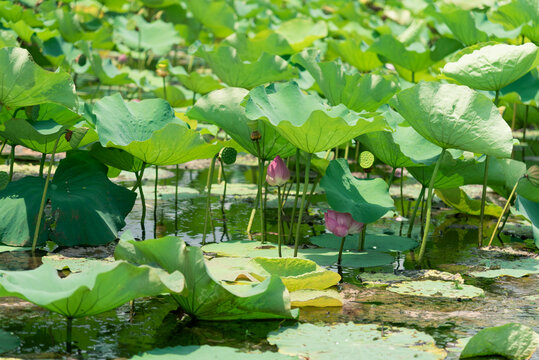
[{"left": 0, "top": 160, "right": 537, "bottom": 359}]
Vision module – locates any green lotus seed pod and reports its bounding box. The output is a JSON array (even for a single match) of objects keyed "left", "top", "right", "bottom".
[
  {"left": 219, "top": 147, "right": 237, "bottom": 165},
  {"left": 525, "top": 165, "right": 539, "bottom": 187},
  {"left": 0, "top": 171, "right": 9, "bottom": 190},
  {"left": 359, "top": 151, "right": 375, "bottom": 169}
]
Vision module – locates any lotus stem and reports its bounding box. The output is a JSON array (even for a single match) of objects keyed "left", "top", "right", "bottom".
[
  {"left": 400, "top": 167, "right": 405, "bottom": 216},
  {"left": 255, "top": 141, "right": 266, "bottom": 243},
  {"left": 175, "top": 164, "right": 179, "bottom": 235},
  {"left": 202, "top": 155, "right": 217, "bottom": 245},
  {"left": 288, "top": 149, "right": 301, "bottom": 244},
  {"left": 293, "top": 152, "right": 312, "bottom": 257},
  {"left": 162, "top": 76, "right": 167, "bottom": 101},
  {"left": 39, "top": 153, "right": 46, "bottom": 177},
  {"left": 137, "top": 163, "right": 147, "bottom": 240},
  {"left": 487, "top": 180, "right": 519, "bottom": 247},
  {"left": 277, "top": 186, "right": 282, "bottom": 257},
  {"left": 407, "top": 185, "right": 425, "bottom": 238},
  {"left": 511, "top": 103, "right": 517, "bottom": 132},
  {"left": 8, "top": 144, "right": 15, "bottom": 181},
  {"left": 387, "top": 167, "right": 396, "bottom": 186},
  {"left": 359, "top": 224, "right": 367, "bottom": 251},
  {"left": 478, "top": 155, "right": 490, "bottom": 247},
  {"left": 247, "top": 208, "right": 256, "bottom": 240},
  {"left": 220, "top": 159, "right": 228, "bottom": 213},
  {"left": 344, "top": 143, "right": 349, "bottom": 159},
  {"left": 355, "top": 140, "right": 360, "bottom": 166},
  {"left": 411, "top": 71, "right": 415, "bottom": 83},
  {"left": 0, "top": 139, "right": 6, "bottom": 155},
  {"left": 418, "top": 148, "right": 446, "bottom": 263},
  {"left": 338, "top": 236, "right": 346, "bottom": 265},
  {"left": 305, "top": 174, "right": 321, "bottom": 214},
  {"left": 153, "top": 165, "right": 158, "bottom": 238},
  {"left": 32, "top": 133, "right": 63, "bottom": 253},
  {"left": 494, "top": 89, "right": 500, "bottom": 107},
  {"left": 66, "top": 317, "right": 73, "bottom": 354},
  {"left": 523, "top": 105, "right": 528, "bottom": 143},
  {"left": 263, "top": 181, "right": 268, "bottom": 240}
]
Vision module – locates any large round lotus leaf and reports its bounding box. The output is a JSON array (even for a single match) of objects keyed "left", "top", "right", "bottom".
[
  {"left": 0, "top": 261, "right": 184, "bottom": 318},
  {"left": 469, "top": 257, "right": 539, "bottom": 278},
  {"left": 89, "top": 143, "right": 144, "bottom": 172},
  {"left": 0, "top": 47, "right": 77, "bottom": 110},
  {"left": 500, "top": 69, "right": 539, "bottom": 107},
  {"left": 290, "top": 289, "right": 343, "bottom": 307},
  {"left": 327, "top": 38, "right": 383, "bottom": 72},
  {"left": 41, "top": 254, "right": 115, "bottom": 273},
  {"left": 223, "top": 32, "right": 294, "bottom": 61},
  {"left": 291, "top": 49, "right": 399, "bottom": 112},
  {"left": 460, "top": 323, "right": 538, "bottom": 360},
  {"left": 187, "top": 88, "right": 296, "bottom": 160},
  {"left": 169, "top": 66, "right": 224, "bottom": 95},
  {"left": 0, "top": 151, "right": 136, "bottom": 247},
  {"left": 442, "top": 43, "right": 539, "bottom": 91},
  {"left": 115, "top": 236, "right": 299, "bottom": 320},
  {"left": 94, "top": 94, "right": 221, "bottom": 165},
  {"left": 387, "top": 280, "right": 484, "bottom": 299},
  {"left": 435, "top": 188, "right": 503, "bottom": 217},
  {"left": 268, "top": 323, "right": 447, "bottom": 360},
  {"left": 245, "top": 82, "right": 389, "bottom": 153},
  {"left": 184, "top": 0, "right": 236, "bottom": 38},
  {"left": 391, "top": 82, "right": 513, "bottom": 158},
  {"left": 490, "top": 0, "right": 539, "bottom": 43},
  {"left": 132, "top": 345, "right": 298, "bottom": 359},
  {"left": 0, "top": 329, "right": 19, "bottom": 354},
  {"left": 274, "top": 18, "right": 327, "bottom": 52},
  {"left": 515, "top": 196, "right": 539, "bottom": 247},
  {"left": 320, "top": 159, "right": 395, "bottom": 223},
  {"left": 310, "top": 233, "right": 418, "bottom": 253},
  {"left": 195, "top": 46, "right": 298, "bottom": 89}
]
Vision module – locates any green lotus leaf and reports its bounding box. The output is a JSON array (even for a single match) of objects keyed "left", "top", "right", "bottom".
[
  {"left": 327, "top": 38, "right": 383, "bottom": 72},
  {"left": 310, "top": 233, "right": 418, "bottom": 253},
  {"left": 89, "top": 143, "right": 144, "bottom": 172},
  {"left": 469, "top": 257, "right": 539, "bottom": 278},
  {"left": 187, "top": 87, "right": 296, "bottom": 160},
  {"left": 320, "top": 159, "right": 395, "bottom": 223},
  {"left": 0, "top": 47, "right": 77, "bottom": 110},
  {"left": 460, "top": 323, "right": 539, "bottom": 360},
  {"left": 245, "top": 82, "right": 388, "bottom": 153},
  {"left": 56, "top": 8, "right": 85, "bottom": 43},
  {"left": 290, "top": 289, "right": 343, "bottom": 307},
  {"left": 292, "top": 49, "right": 399, "bottom": 112},
  {"left": 114, "top": 236, "right": 299, "bottom": 320},
  {"left": 223, "top": 32, "right": 295, "bottom": 61},
  {"left": 489, "top": 0, "right": 539, "bottom": 43},
  {"left": 200, "top": 241, "right": 395, "bottom": 268},
  {"left": 500, "top": 69, "right": 539, "bottom": 106},
  {"left": 435, "top": 188, "right": 503, "bottom": 217},
  {"left": 94, "top": 94, "right": 221, "bottom": 165},
  {"left": 268, "top": 323, "right": 447, "bottom": 360},
  {"left": 391, "top": 82, "right": 513, "bottom": 158},
  {"left": 41, "top": 254, "right": 115, "bottom": 273},
  {"left": 184, "top": 0, "right": 236, "bottom": 38},
  {"left": 0, "top": 1, "right": 23, "bottom": 22},
  {"left": 443, "top": 43, "right": 539, "bottom": 91},
  {"left": 0, "top": 30, "right": 18, "bottom": 47},
  {"left": 169, "top": 66, "right": 224, "bottom": 95},
  {"left": 515, "top": 195, "right": 539, "bottom": 248},
  {"left": 0, "top": 261, "right": 184, "bottom": 318},
  {"left": 0, "top": 329, "right": 20, "bottom": 354},
  {"left": 273, "top": 18, "right": 328, "bottom": 52},
  {"left": 195, "top": 45, "right": 298, "bottom": 89},
  {"left": 77, "top": 41, "right": 132, "bottom": 85},
  {"left": 0, "top": 151, "right": 136, "bottom": 247},
  {"left": 132, "top": 345, "right": 298, "bottom": 359},
  {"left": 387, "top": 280, "right": 484, "bottom": 299}
]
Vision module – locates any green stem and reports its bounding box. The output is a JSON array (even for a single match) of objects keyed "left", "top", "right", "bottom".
[
  {"left": 387, "top": 167, "right": 396, "bottom": 186},
  {"left": 8, "top": 144, "right": 15, "bottom": 181},
  {"left": 359, "top": 224, "right": 366, "bottom": 251},
  {"left": 478, "top": 155, "right": 490, "bottom": 247},
  {"left": 411, "top": 71, "right": 415, "bottom": 83},
  {"left": 277, "top": 186, "right": 282, "bottom": 257},
  {"left": 523, "top": 105, "right": 528, "bottom": 143},
  {"left": 255, "top": 142, "right": 266, "bottom": 243},
  {"left": 66, "top": 317, "right": 73, "bottom": 354},
  {"left": 487, "top": 179, "right": 518, "bottom": 247},
  {"left": 407, "top": 185, "right": 425, "bottom": 238},
  {"left": 400, "top": 167, "right": 404, "bottom": 216},
  {"left": 39, "top": 153, "right": 46, "bottom": 177},
  {"left": 293, "top": 152, "right": 312, "bottom": 257},
  {"left": 175, "top": 164, "right": 179, "bottom": 235},
  {"left": 494, "top": 89, "right": 500, "bottom": 106},
  {"left": 154, "top": 165, "right": 159, "bottom": 238},
  {"left": 138, "top": 163, "right": 147, "bottom": 240},
  {"left": 162, "top": 75, "right": 167, "bottom": 101},
  {"left": 288, "top": 149, "right": 301, "bottom": 244},
  {"left": 305, "top": 174, "right": 321, "bottom": 216},
  {"left": 32, "top": 134, "right": 62, "bottom": 253},
  {"left": 202, "top": 156, "right": 217, "bottom": 245},
  {"left": 417, "top": 148, "right": 446, "bottom": 262},
  {"left": 337, "top": 236, "right": 346, "bottom": 265},
  {"left": 220, "top": 159, "right": 228, "bottom": 213}
]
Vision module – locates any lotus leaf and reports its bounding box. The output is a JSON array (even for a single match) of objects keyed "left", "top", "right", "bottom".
[
  {"left": 291, "top": 49, "right": 399, "bottom": 112},
  {"left": 290, "top": 289, "right": 343, "bottom": 307},
  {"left": 273, "top": 18, "right": 328, "bottom": 52},
  {"left": 490, "top": 0, "right": 539, "bottom": 43},
  {"left": 169, "top": 66, "right": 224, "bottom": 95},
  {"left": 268, "top": 323, "right": 447, "bottom": 360},
  {"left": 195, "top": 45, "right": 298, "bottom": 89},
  {"left": 500, "top": 69, "right": 539, "bottom": 106},
  {"left": 114, "top": 236, "right": 299, "bottom": 320},
  {"left": 469, "top": 257, "right": 539, "bottom": 278},
  {"left": 391, "top": 82, "right": 513, "bottom": 158},
  {"left": 76, "top": 41, "right": 132, "bottom": 85},
  {"left": 187, "top": 88, "right": 296, "bottom": 160},
  {"left": 387, "top": 280, "right": 484, "bottom": 298},
  {"left": 41, "top": 254, "right": 115, "bottom": 273},
  {"left": 245, "top": 82, "right": 388, "bottom": 153},
  {"left": 132, "top": 345, "right": 298, "bottom": 359},
  {"left": 327, "top": 38, "right": 383, "bottom": 72},
  {"left": 0, "top": 329, "right": 20, "bottom": 354},
  {"left": 89, "top": 143, "right": 144, "bottom": 172},
  {"left": 0, "top": 151, "right": 136, "bottom": 247},
  {"left": 515, "top": 195, "right": 539, "bottom": 247},
  {"left": 223, "top": 32, "right": 295, "bottom": 61},
  {"left": 320, "top": 159, "right": 395, "bottom": 223},
  {"left": 310, "top": 233, "right": 418, "bottom": 253},
  {"left": 0, "top": 261, "right": 184, "bottom": 318},
  {"left": 184, "top": 0, "right": 236, "bottom": 38},
  {"left": 435, "top": 188, "right": 503, "bottom": 217},
  {"left": 442, "top": 43, "right": 539, "bottom": 91},
  {"left": 0, "top": 47, "right": 77, "bottom": 110},
  {"left": 94, "top": 94, "right": 221, "bottom": 165},
  {"left": 460, "top": 323, "right": 538, "bottom": 360}
]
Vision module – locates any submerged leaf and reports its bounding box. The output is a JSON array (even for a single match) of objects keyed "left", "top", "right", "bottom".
[
  {"left": 0, "top": 329, "right": 20, "bottom": 354},
  {"left": 310, "top": 233, "right": 418, "bottom": 253},
  {"left": 132, "top": 345, "right": 298, "bottom": 359},
  {"left": 387, "top": 280, "right": 484, "bottom": 299}
]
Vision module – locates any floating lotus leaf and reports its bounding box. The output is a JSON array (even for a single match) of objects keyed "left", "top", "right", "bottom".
[
  {"left": 195, "top": 45, "right": 298, "bottom": 89},
  {"left": 460, "top": 323, "right": 538, "bottom": 360},
  {"left": 391, "top": 82, "right": 513, "bottom": 158},
  {"left": 245, "top": 82, "right": 388, "bottom": 153},
  {"left": 0, "top": 47, "right": 77, "bottom": 110},
  {"left": 0, "top": 329, "right": 20, "bottom": 354},
  {"left": 327, "top": 38, "right": 383, "bottom": 72},
  {"left": 469, "top": 257, "right": 539, "bottom": 278},
  {"left": 132, "top": 345, "right": 298, "bottom": 359},
  {"left": 387, "top": 280, "right": 484, "bottom": 298},
  {"left": 435, "top": 188, "right": 503, "bottom": 217},
  {"left": 94, "top": 94, "right": 221, "bottom": 165},
  {"left": 443, "top": 43, "right": 539, "bottom": 91},
  {"left": 0, "top": 245, "right": 30, "bottom": 253},
  {"left": 490, "top": 0, "right": 539, "bottom": 43},
  {"left": 187, "top": 88, "right": 296, "bottom": 160},
  {"left": 0, "top": 261, "right": 184, "bottom": 318},
  {"left": 516, "top": 196, "right": 539, "bottom": 247},
  {"left": 320, "top": 159, "right": 395, "bottom": 223},
  {"left": 310, "top": 233, "right": 418, "bottom": 253},
  {"left": 0, "top": 151, "right": 136, "bottom": 247},
  {"left": 290, "top": 289, "right": 343, "bottom": 307},
  {"left": 292, "top": 49, "right": 399, "bottom": 112},
  {"left": 41, "top": 254, "right": 115, "bottom": 273},
  {"left": 114, "top": 236, "right": 299, "bottom": 320},
  {"left": 268, "top": 323, "right": 447, "bottom": 360},
  {"left": 169, "top": 66, "right": 224, "bottom": 95}
]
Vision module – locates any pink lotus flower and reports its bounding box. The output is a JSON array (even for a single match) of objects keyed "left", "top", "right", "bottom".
[
  {"left": 324, "top": 210, "right": 353, "bottom": 237},
  {"left": 118, "top": 54, "right": 128, "bottom": 63},
  {"left": 348, "top": 219, "right": 364, "bottom": 234},
  {"left": 266, "top": 155, "right": 290, "bottom": 186}
]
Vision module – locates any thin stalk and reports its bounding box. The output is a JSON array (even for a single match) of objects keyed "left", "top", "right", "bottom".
[
  {"left": 511, "top": 103, "right": 517, "bottom": 131},
  {"left": 202, "top": 156, "right": 217, "bottom": 245},
  {"left": 417, "top": 148, "right": 446, "bottom": 262},
  {"left": 263, "top": 181, "right": 268, "bottom": 240},
  {"left": 359, "top": 224, "right": 367, "bottom": 251},
  {"left": 175, "top": 164, "right": 179, "bottom": 235},
  {"left": 32, "top": 134, "right": 62, "bottom": 253},
  {"left": 478, "top": 155, "right": 490, "bottom": 247},
  {"left": 411, "top": 71, "right": 415, "bottom": 83},
  {"left": 487, "top": 180, "right": 519, "bottom": 247},
  {"left": 293, "top": 152, "right": 312, "bottom": 257},
  {"left": 523, "top": 105, "right": 528, "bottom": 143},
  {"left": 66, "top": 317, "right": 73, "bottom": 354},
  {"left": 162, "top": 73, "right": 167, "bottom": 100},
  {"left": 247, "top": 208, "right": 257, "bottom": 240},
  {"left": 137, "top": 163, "right": 147, "bottom": 240},
  {"left": 497, "top": 210, "right": 511, "bottom": 244},
  {"left": 344, "top": 143, "right": 349, "bottom": 160},
  {"left": 153, "top": 165, "right": 158, "bottom": 238},
  {"left": 387, "top": 167, "right": 396, "bottom": 186},
  {"left": 39, "top": 153, "right": 46, "bottom": 177},
  {"left": 288, "top": 149, "right": 301, "bottom": 244},
  {"left": 0, "top": 140, "right": 6, "bottom": 154},
  {"left": 337, "top": 236, "right": 346, "bottom": 265},
  {"left": 255, "top": 141, "right": 266, "bottom": 243},
  {"left": 277, "top": 186, "right": 282, "bottom": 257},
  {"left": 305, "top": 175, "right": 321, "bottom": 212},
  {"left": 8, "top": 144, "right": 15, "bottom": 181},
  {"left": 407, "top": 185, "right": 425, "bottom": 238},
  {"left": 137, "top": 29, "right": 143, "bottom": 71},
  {"left": 400, "top": 167, "right": 404, "bottom": 216},
  {"left": 220, "top": 159, "right": 228, "bottom": 213},
  {"left": 355, "top": 140, "right": 360, "bottom": 165}
]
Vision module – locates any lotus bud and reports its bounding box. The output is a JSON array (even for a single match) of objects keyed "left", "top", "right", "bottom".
[
  {"left": 250, "top": 130, "right": 261, "bottom": 141},
  {"left": 266, "top": 156, "right": 290, "bottom": 186},
  {"left": 324, "top": 210, "right": 353, "bottom": 238},
  {"left": 156, "top": 60, "right": 169, "bottom": 78},
  {"left": 65, "top": 130, "right": 73, "bottom": 142},
  {"left": 348, "top": 219, "right": 364, "bottom": 234},
  {"left": 118, "top": 54, "right": 128, "bottom": 64},
  {"left": 394, "top": 168, "right": 402, "bottom": 178}
]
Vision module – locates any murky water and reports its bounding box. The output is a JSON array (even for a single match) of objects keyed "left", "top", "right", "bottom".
[{"left": 0, "top": 162, "right": 537, "bottom": 359}]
